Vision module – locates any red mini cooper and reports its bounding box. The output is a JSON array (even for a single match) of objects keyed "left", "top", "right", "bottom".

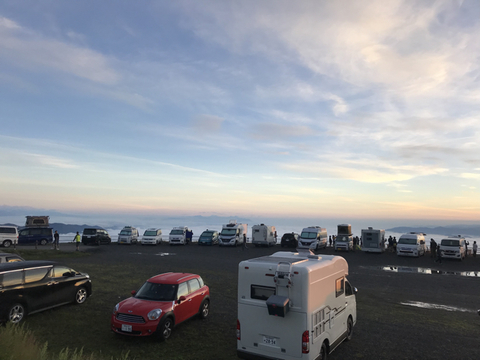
[{"left": 111, "top": 272, "right": 210, "bottom": 340}]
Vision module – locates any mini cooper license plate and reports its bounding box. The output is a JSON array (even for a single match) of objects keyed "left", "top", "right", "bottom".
[
  {"left": 122, "top": 324, "right": 132, "bottom": 332},
  {"left": 263, "top": 336, "right": 276, "bottom": 346}
]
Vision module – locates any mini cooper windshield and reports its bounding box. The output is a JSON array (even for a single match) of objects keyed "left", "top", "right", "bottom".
[{"left": 135, "top": 282, "right": 177, "bottom": 301}]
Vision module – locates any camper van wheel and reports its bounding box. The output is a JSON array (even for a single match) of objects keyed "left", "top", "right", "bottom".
[
  {"left": 319, "top": 342, "right": 328, "bottom": 360},
  {"left": 346, "top": 316, "right": 354, "bottom": 341}
]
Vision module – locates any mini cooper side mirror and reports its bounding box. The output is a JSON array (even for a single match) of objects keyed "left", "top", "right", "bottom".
[
  {"left": 131, "top": 290, "right": 136, "bottom": 296},
  {"left": 178, "top": 295, "right": 186, "bottom": 303}
]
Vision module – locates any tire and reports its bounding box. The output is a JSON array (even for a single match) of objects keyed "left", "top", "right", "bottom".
[
  {"left": 199, "top": 299, "right": 210, "bottom": 319},
  {"left": 157, "top": 317, "right": 174, "bottom": 341},
  {"left": 75, "top": 287, "right": 88, "bottom": 304},
  {"left": 320, "top": 342, "right": 328, "bottom": 360},
  {"left": 346, "top": 317, "right": 353, "bottom": 341},
  {"left": 40, "top": 239, "right": 47, "bottom": 246},
  {"left": 3, "top": 240, "right": 12, "bottom": 248},
  {"left": 8, "top": 303, "right": 25, "bottom": 324}
]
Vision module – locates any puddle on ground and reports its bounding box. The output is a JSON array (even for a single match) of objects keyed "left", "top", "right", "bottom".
[
  {"left": 400, "top": 301, "right": 474, "bottom": 313},
  {"left": 129, "top": 252, "right": 176, "bottom": 256},
  {"left": 379, "top": 266, "right": 480, "bottom": 277}
]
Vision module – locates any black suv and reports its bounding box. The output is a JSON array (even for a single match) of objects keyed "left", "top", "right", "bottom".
[
  {"left": 280, "top": 232, "right": 299, "bottom": 248},
  {"left": 0, "top": 260, "right": 92, "bottom": 324},
  {"left": 82, "top": 228, "right": 111, "bottom": 245}
]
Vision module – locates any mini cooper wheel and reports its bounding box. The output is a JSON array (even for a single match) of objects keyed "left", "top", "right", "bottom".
[
  {"left": 8, "top": 303, "right": 25, "bottom": 324},
  {"left": 75, "top": 287, "right": 88, "bottom": 304},
  {"left": 158, "top": 317, "right": 174, "bottom": 341},
  {"left": 199, "top": 299, "right": 210, "bottom": 319}
]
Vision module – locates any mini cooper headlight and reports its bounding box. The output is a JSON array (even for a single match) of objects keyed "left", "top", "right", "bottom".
[
  {"left": 147, "top": 309, "right": 162, "bottom": 321},
  {"left": 113, "top": 303, "right": 119, "bottom": 314}
]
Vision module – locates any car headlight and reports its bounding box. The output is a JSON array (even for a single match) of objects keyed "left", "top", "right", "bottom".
[
  {"left": 147, "top": 309, "right": 162, "bottom": 321},
  {"left": 113, "top": 303, "right": 119, "bottom": 314}
]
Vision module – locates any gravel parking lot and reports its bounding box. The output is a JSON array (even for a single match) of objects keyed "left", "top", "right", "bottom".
[{"left": 12, "top": 242, "right": 480, "bottom": 359}]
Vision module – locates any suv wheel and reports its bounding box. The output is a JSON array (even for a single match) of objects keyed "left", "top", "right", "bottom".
[
  {"left": 157, "top": 317, "right": 174, "bottom": 341},
  {"left": 2, "top": 240, "right": 12, "bottom": 248},
  {"left": 75, "top": 287, "right": 88, "bottom": 304},
  {"left": 199, "top": 299, "right": 210, "bottom": 319},
  {"left": 8, "top": 303, "right": 25, "bottom": 324},
  {"left": 40, "top": 239, "right": 47, "bottom": 246}
]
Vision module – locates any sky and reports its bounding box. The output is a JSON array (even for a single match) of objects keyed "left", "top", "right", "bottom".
[{"left": 0, "top": 0, "right": 479, "bottom": 227}]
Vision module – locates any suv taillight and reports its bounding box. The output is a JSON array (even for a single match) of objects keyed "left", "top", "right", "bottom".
[
  {"left": 302, "top": 330, "right": 309, "bottom": 354},
  {"left": 237, "top": 319, "right": 241, "bottom": 340}
]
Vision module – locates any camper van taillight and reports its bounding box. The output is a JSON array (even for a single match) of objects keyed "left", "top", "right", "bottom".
[
  {"left": 236, "top": 319, "right": 241, "bottom": 340},
  {"left": 302, "top": 330, "right": 310, "bottom": 353}
]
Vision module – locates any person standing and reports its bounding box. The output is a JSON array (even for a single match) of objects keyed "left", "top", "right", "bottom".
[
  {"left": 473, "top": 241, "right": 477, "bottom": 258},
  {"left": 430, "top": 239, "right": 436, "bottom": 258},
  {"left": 74, "top": 231, "right": 81, "bottom": 251},
  {"left": 54, "top": 230, "right": 60, "bottom": 250},
  {"left": 329, "top": 235, "right": 332, "bottom": 248},
  {"left": 436, "top": 245, "right": 442, "bottom": 263},
  {"left": 243, "top": 233, "right": 247, "bottom": 250}
]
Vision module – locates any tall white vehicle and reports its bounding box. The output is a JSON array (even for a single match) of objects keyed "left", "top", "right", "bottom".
[
  {"left": 237, "top": 251, "right": 357, "bottom": 360},
  {"left": 397, "top": 232, "right": 426, "bottom": 257},
  {"left": 361, "top": 228, "right": 386, "bottom": 253},
  {"left": 219, "top": 220, "right": 248, "bottom": 247},
  {"left": 251, "top": 224, "right": 276, "bottom": 247},
  {"left": 334, "top": 224, "right": 353, "bottom": 252},
  {"left": 298, "top": 226, "right": 328, "bottom": 250}
]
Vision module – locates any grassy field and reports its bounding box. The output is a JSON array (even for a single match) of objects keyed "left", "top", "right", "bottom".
[{"left": 2, "top": 245, "right": 480, "bottom": 360}]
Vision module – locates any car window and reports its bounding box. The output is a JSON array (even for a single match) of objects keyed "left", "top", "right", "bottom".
[
  {"left": 177, "top": 282, "right": 188, "bottom": 298},
  {"left": 136, "top": 282, "right": 177, "bottom": 301},
  {"left": 198, "top": 277, "right": 204, "bottom": 287},
  {"left": 31, "top": 229, "right": 42, "bottom": 235},
  {"left": 53, "top": 266, "right": 75, "bottom": 277},
  {"left": 19, "top": 229, "right": 29, "bottom": 236},
  {"left": 345, "top": 280, "right": 354, "bottom": 296},
  {"left": 188, "top": 278, "right": 200, "bottom": 293},
  {"left": 0, "top": 270, "right": 23, "bottom": 287},
  {"left": 0, "top": 227, "right": 16, "bottom": 234},
  {"left": 336, "top": 277, "right": 345, "bottom": 297},
  {"left": 6, "top": 256, "right": 23, "bottom": 263},
  {"left": 25, "top": 267, "right": 50, "bottom": 283}
]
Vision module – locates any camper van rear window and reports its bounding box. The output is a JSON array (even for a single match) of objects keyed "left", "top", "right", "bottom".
[
  {"left": 335, "top": 278, "right": 344, "bottom": 297},
  {"left": 251, "top": 285, "right": 276, "bottom": 300}
]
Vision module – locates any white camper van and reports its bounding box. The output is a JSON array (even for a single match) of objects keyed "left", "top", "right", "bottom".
[
  {"left": 141, "top": 228, "right": 162, "bottom": 245},
  {"left": 219, "top": 220, "right": 248, "bottom": 247},
  {"left": 252, "top": 224, "right": 277, "bottom": 247},
  {"left": 439, "top": 236, "right": 466, "bottom": 261},
  {"left": 361, "top": 228, "right": 385, "bottom": 253},
  {"left": 396, "top": 232, "right": 426, "bottom": 257},
  {"left": 298, "top": 226, "right": 328, "bottom": 250},
  {"left": 168, "top": 226, "right": 193, "bottom": 245},
  {"left": 117, "top": 226, "right": 139, "bottom": 245},
  {"left": 237, "top": 251, "right": 357, "bottom": 360},
  {"left": 334, "top": 224, "right": 353, "bottom": 252}
]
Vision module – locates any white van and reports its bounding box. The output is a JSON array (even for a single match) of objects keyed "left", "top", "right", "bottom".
[
  {"left": 0, "top": 226, "right": 18, "bottom": 248},
  {"left": 117, "top": 226, "right": 139, "bottom": 245},
  {"left": 361, "top": 228, "right": 385, "bottom": 253},
  {"left": 219, "top": 220, "right": 248, "bottom": 247},
  {"left": 141, "top": 228, "right": 162, "bottom": 245},
  {"left": 168, "top": 227, "right": 193, "bottom": 245},
  {"left": 298, "top": 226, "right": 328, "bottom": 250},
  {"left": 439, "top": 236, "right": 466, "bottom": 261},
  {"left": 251, "top": 224, "right": 276, "bottom": 247},
  {"left": 237, "top": 251, "right": 357, "bottom": 360},
  {"left": 396, "top": 232, "right": 426, "bottom": 257}
]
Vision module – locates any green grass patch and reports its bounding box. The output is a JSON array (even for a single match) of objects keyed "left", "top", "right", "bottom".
[{"left": 0, "top": 249, "right": 91, "bottom": 260}]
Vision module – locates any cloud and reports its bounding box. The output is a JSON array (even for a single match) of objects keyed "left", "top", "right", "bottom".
[
  {"left": 251, "top": 123, "right": 313, "bottom": 140},
  {"left": 192, "top": 114, "right": 224, "bottom": 133}
]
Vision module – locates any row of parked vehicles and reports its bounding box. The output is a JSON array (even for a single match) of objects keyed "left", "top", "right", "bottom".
[
  {"left": 0, "top": 217, "right": 472, "bottom": 261},
  {"left": 0, "top": 249, "right": 357, "bottom": 360}
]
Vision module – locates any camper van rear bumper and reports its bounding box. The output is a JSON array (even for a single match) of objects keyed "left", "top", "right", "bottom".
[{"left": 237, "top": 349, "right": 287, "bottom": 360}]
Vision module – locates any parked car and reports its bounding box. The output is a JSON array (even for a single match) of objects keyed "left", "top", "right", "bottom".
[
  {"left": 111, "top": 272, "right": 210, "bottom": 340},
  {"left": 0, "top": 253, "right": 24, "bottom": 263},
  {"left": 198, "top": 230, "right": 219, "bottom": 245},
  {"left": 18, "top": 227, "right": 53, "bottom": 245},
  {"left": 280, "top": 232, "right": 299, "bottom": 248},
  {"left": 141, "top": 228, "right": 162, "bottom": 245},
  {"left": 82, "top": 228, "right": 112, "bottom": 245},
  {"left": 0, "top": 226, "right": 18, "bottom": 248},
  {"left": 117, "top": 226, "right": 139, "bottom": 245},
  {"left": 0, "top": 260, "right": 92, "bottom": 324}
]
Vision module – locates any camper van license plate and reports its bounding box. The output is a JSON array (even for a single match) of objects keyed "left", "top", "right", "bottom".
[
  {"left": 121, "top": 324, "right": 132, "bottom": 332},
  {"left": 263, "top": 336, "right": 277, "bottom": 346}
]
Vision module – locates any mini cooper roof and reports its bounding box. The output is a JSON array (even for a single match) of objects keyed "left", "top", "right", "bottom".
[
  {"left": 148, "top": 272, "right": 199, "bottom": 284},
  {"left": 0, "top": 260, "right": 56, "bottom": 272}
]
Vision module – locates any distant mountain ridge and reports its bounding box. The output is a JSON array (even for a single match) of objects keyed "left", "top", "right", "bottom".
[{"left": 387, "top": 225, "right": 480, "bottom": 237}]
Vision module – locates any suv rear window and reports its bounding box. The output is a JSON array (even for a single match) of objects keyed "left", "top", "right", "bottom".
[
  {"left": 83, "top": 229, "right": 97, "bottom": 235},
  {"left": 0, "top": 270, "right": 23, "bottom": 287}
]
